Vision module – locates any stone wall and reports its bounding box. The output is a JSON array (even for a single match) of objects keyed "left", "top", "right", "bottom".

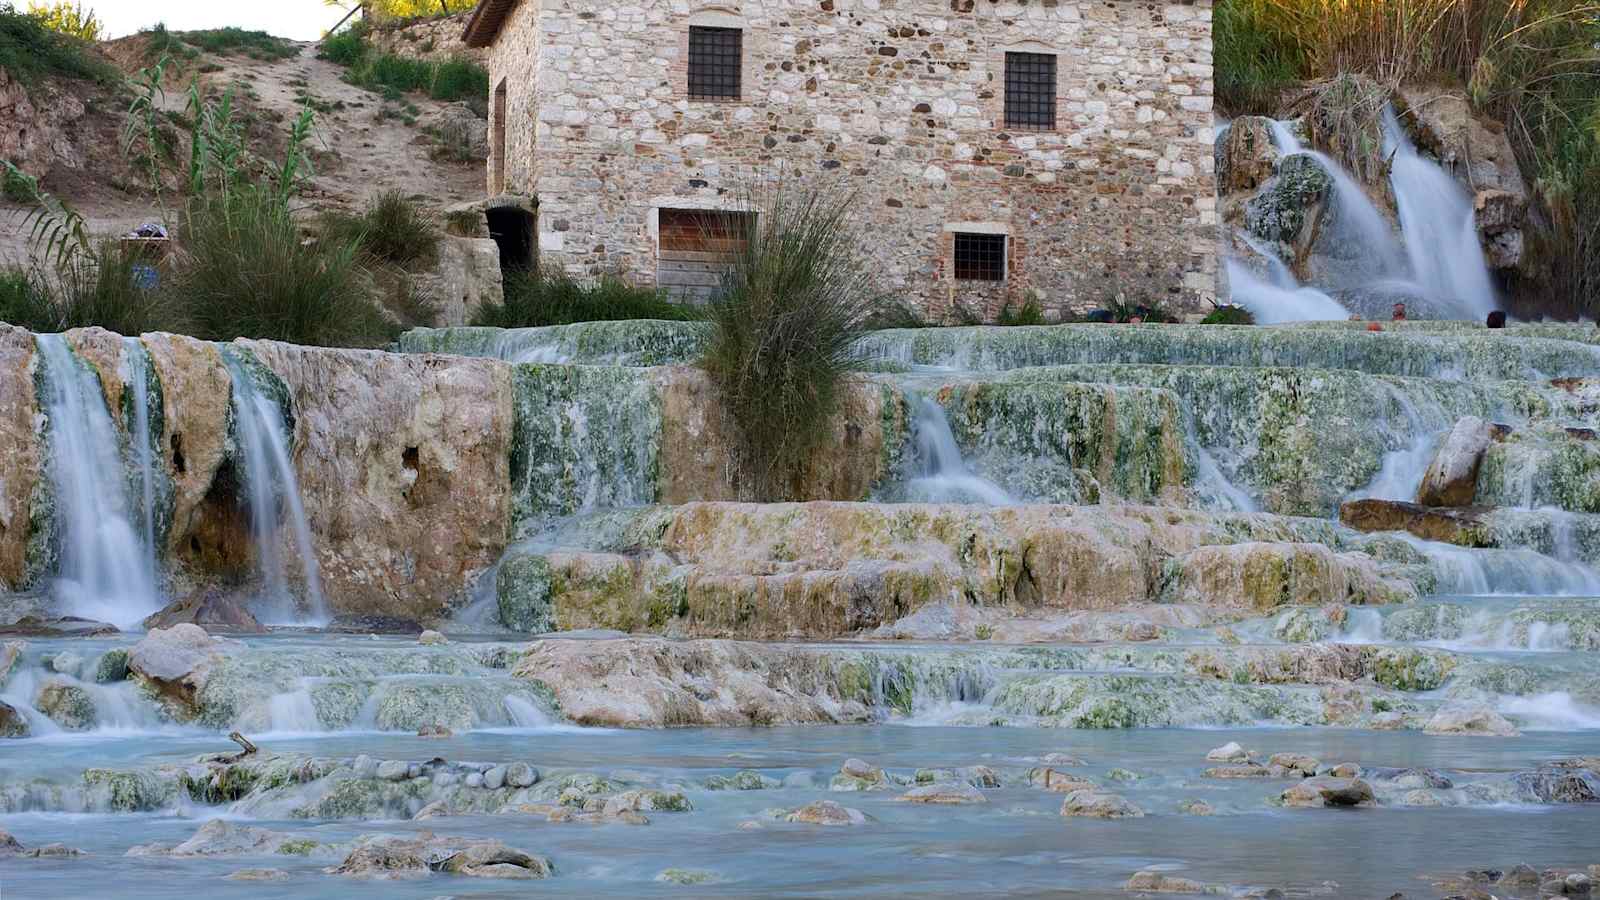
[{"left": 483, "top": 0, "right": 1218, "bottom": 319}]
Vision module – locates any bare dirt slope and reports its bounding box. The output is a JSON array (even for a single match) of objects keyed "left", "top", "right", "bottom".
[{"left": 1, "top": 37, "right": 484, "bottom": 265}]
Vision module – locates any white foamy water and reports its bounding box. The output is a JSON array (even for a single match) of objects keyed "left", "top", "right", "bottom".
[
  {"left": 1499, "top": 692, "right": 1600, "bottom": 730},
  {"left": 901, "top": 396, "right": 1013, "bottom": 505},
  {"left": 222, "top": 352, "right": 328, "bottom": 626},
  {"left": 35, "top": 335, "right": 161, "bottom": 629}
]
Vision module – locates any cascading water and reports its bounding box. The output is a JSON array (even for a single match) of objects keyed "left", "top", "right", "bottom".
[
  {"left": 900, "top": 396, "right": 1012, "bottom": 505},
  {"left": 221, "top": 352, "right": 329, "bottom": 626},
  {"left": 1382, "top": 106, "right": 1498, "bottom": 321},
  {"left": 123, "top": 339, "right": 161, "bottom": 570},
  {"left": 1225, "top": 110, "right": 1500, "bottom": 322},
  {"left": 34, "top": 335, "right": 161, "bottom": 629}
]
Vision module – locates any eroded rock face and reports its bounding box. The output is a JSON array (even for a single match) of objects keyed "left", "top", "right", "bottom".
[
  {"left": 497, "top": 502, "right": 1427, "bottom": 638},
  {"left": 0, "top": 66, "right": 87, "bottom": 181},
  {"left": 1218, "top": 116, "right": 1281, "bottom": 193},
  {"left": 240, "top": 340, "right": 515, "bottom": 623},
  {"left": 0, "top": 327, "right": 42, "bottom": 591},
  {"left": 1416, "top": 417, "right": 1491, "bottom": 507}
]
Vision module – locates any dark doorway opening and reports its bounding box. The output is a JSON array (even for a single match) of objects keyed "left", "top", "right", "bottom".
[{"left": 487, "top": 206, "right": 535, "bottom": 272}]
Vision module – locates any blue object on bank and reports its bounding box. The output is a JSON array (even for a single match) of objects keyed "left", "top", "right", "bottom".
[{"left": 131, "top": 265, "right": 159, "bottom": 290}]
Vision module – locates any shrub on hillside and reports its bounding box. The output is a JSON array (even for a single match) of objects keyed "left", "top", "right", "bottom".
[
  {"left": 321, "top": 191, "right": 441, "bottom": 269},
  {"left": 473, "top": 271, "right": 693, "bottom": 328},
  {"left": 0, "top": 1, "right": 116, "bottom": 85},
  {"left": 167, "top": 192, "right": 391, "bottom": 348},
  {"left": 318, "top": 26, "right": 488, "bottom": 113},
  {"left": 699, "top": 182, "right": 880, "bottom": 500}
]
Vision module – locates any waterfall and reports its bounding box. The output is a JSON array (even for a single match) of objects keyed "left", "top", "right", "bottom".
[
  {"left": 35, "top": 335, "right": 161, "bottom": 630},
  {"left": 1226, "top": 110, "right": 1499, "bottom": 322},
  {"left": 221, "top": 352, "right": 329, "bottom": 626},
  {"left": 1268, "top": 121, "right": 1408, "bottom": 278},
  {"left": 122, "top": 339, "right": 161, "bottom": 568},
  {"left": 901, "top": 396, "right": 1012, "bottom": 505},
  {"left": 1382, "top": 107, "right": 1499, "bottom": 321}
]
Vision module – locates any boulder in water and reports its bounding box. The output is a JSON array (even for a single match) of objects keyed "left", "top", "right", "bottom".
[
  {"left": 784, "top": 799, "right": 868, "bottom": 826},
  {"left": 417, "top": 629, "right": 447, "bottom": 645},
  {"left": 327, "top": 833, "right": 551, "bottom": 880},
  {"left": 657, "top": 867, "right": 721, "bottom": 885},
  {"left": 0, "top": 829, "right": 22, "bottom": 855},
  {"left": 34, "top": 680, "right": 95, "bottom": 730},
  {"left": 896, "top": 782, "right": 987, "bottom": 804},
  {"left": 93, "top": 649, "right": 128, "bottom": 683},
  {"left": 0, "top": 700, "right": 26, "bottom": 738},
  {"left": 1124, "top": 869, "right": 1208, "bottom": 893},
  {"left": 0, "top": 639, "right": 20, "bottom": 687},
  {"left": 1059, "top": 789, "right": 1144, "bottom": 818},
  {"left": 142, "top": 591, "right": 265, "bottom": 634},
  {"left": 127, "top": 624, "right": 240, "bottom": 715},
  {"left": 1279, "top": 776, "right": 1374, "bottom": 807},
  {"left": 1415, "top": 417, "right": 1491, "bottom": 507},
  {"left": 1423, "top": 704, "right": 1519, "bottom": 737},
  {"left": 1206, "top": 741, "right": 1250, "bottom": 762}
]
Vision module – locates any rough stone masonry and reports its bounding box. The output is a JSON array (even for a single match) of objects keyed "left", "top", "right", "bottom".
[{"left": 467, "top": 0, "right": 1217, "bottom": 319}]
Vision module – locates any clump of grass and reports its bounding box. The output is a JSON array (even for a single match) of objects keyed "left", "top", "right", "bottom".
[
  {"left": 167, "top": 191, "right": 391, "bottom": 348},
  {"left": 0, "top": 265, "right": 56, "bottom": 330},
  {"left": 699, "top": 181, "right": 880, "bottom": 500},
  {"left": 2, "top": 163, "right": 36, "bottom": 202},
  {"left": 321, "top": 190, "right": 441, "bottom": 269},
  {"left": 0, "top": 242, "right": 180, "bottom": 335},
  {"left": 473, "top": 271, "right": 692, "bottom": 328},
  {"left": 0, "top": 2, "right": 117, "bottom": 85},
  {"left": 996, "top": 297, "right": 1046, "bottom": 326},
  {"left": 1214, "top": 0, "right": 1304, "bottom": 116},
  {"left": 1201, "top": 302, "right": 1257, "bottom": 325}
]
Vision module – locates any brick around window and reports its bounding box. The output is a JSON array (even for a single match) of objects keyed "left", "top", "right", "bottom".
[
  {"left": 688, "top": 26, "right": 742, "bottom": 101},
  {"left": 954, "top": 233, "right": 1006, "bottom": 281}
]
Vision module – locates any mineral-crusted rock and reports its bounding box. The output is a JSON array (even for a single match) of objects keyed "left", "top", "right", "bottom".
[{"left": 1416, "top": 417, "right": 1492, "bottom": 507}]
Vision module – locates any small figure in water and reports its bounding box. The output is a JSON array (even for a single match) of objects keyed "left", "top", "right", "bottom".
[
  {"left": 1391, "top": 301, "right": 1407, "bottom": 321},
  {"left": 1486, "top": 310, "right": 1507, "bottom": 329}
]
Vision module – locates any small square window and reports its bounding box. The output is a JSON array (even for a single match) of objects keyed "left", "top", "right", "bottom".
[
  {"left": 689, "top": 26, "right": 742, "bottom": 101},
  {"left": 954, "top": 233, "right": 1006, "bottom": 281},
  {"left": 1005, "top": 51, "right": 1057, "bottom": 130}
]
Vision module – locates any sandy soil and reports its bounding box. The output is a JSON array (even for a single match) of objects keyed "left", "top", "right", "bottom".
[{"left": 2, "top": 40, "right": 484, "bottom": 266}]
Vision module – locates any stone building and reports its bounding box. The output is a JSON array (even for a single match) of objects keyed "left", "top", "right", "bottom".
[{"left": 464, "top": 0, "right": 1217, "bottom": 317}]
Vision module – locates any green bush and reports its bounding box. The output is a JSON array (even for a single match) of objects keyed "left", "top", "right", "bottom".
[
  {"left": 322, "top": 191, "right": 440, "bottom": 269},
  {"left": 0, "top": 2, "right": 116, "bottom": 85},
  {"left": 473, "top": 271, "right": 693, "bottom": 328},
  {"left": 1214, "top": 0, "right": 1303, "bottom": 116},
  {"left": 168, "top": 192, "right": 391, "bottom": 348},
  {"left": 1201, "top": 303, "right": 1256, "bottom": 325},
  {"left": 700, "top": 182, "right": 879, "bottom": 500},
  {"left": 318, "top": 26, "right": 488, "bottom": 113},
  {"left": 0, "top": 266, "right": 56, "bottom": 330},
  {"left": 318, "top": 26, "right": 367, "bottom": 66},
  {"left": 2, "top": 163, "right": 37, "bottom": 202}
]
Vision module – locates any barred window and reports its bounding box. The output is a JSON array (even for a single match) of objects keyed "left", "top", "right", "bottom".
[
  {"left": 1004, "top": 51, "right": 1057, "bottom": 130},
  {"left": 954, "top": 233, "right": 1006, "bottom": 281},
  {"left": 688, "top": 26, "right": 742, "bottom": 101}
]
